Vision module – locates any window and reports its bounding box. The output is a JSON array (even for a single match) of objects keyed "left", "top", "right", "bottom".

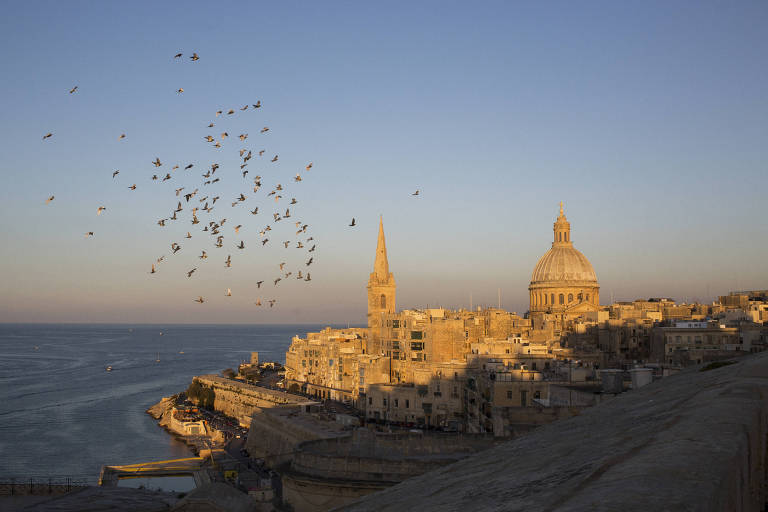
[
  {"left": 506, "top": 390, "right": 513, "bottom": 399},
  {"left": 302, "top": 360, "right": 306, "bottom": 367},
  {"left": 586, "top": 294, "right": 590, "bottom": 302},
  {"left": 380, "top": 294, "right": 386, "bottom": 309},
  {"left": 329, "top": 359, "right": 334, "bottom": 367},
  {"left": 368, "top": 397, "right": 372, "bottom": 405},
  {"left": 392, "top": 340, "right": 400, "bottom": 350},
  {"left": 520, "top": 390, "right": 528, "bottom": 407},
  {"left": 394, "top": 399, "right": 398, "bottom": 407},
  {"left": 392, "top": 319, "right": 400, "bottom": 328},
  {"left": 534, "top": 391, "right": 541, "bottom": 399},
  {"left": 568, "top": 293, "right": 573, "bottom": 303},
  {"left": 544, "top": 294, "right": 548, "bottom": 305},
  {"left": 383, "top": 398, "right": 387, "bottom": 406},
  {"left": 405, "top": 399, "right": 410, "bottom": 408},
  {"left": 411, "top": 341, "right": 424, "bottom": 351},
  {"left": 551, "top": 293, "right": 555, "bottom": 305},
  {"left": 559, "top": 294, "right": 565, "bottom": 305},
  {"left": 410, "top": 331, "right": 423, "bottom": 340}
]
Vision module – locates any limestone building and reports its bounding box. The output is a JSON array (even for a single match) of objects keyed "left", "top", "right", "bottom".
[{"left": 529, "top": 203, "right": 600, "bottom": 331}]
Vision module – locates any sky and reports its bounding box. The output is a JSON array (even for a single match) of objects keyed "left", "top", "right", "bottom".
[{"left": 0, "top": 1, "right": 766, "bottom": 324}]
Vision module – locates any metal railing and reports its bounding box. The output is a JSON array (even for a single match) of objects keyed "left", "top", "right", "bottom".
[{"left": 0, "top": 477, "right": 89, "bottom": 496}]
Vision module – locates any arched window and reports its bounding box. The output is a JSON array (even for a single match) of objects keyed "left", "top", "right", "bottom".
[
  {"left": 559, "top": 294, "right": 564, "bottom": 305},
  {"left": 551, "top": 293, "right": 555, "bottom": 305},
  {"left": 568, "top": 293, "right": 573, "bottom": 303},
  {"left": 380, "top": 294, "right": 386, "bottom": 309},
  {"left": 586, "top": 294, "right": 590, "bottom": 302}
]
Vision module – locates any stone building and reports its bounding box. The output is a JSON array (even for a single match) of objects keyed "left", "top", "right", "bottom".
[{"left": 528, "top": 203, "right": 601, "bottom": 332}]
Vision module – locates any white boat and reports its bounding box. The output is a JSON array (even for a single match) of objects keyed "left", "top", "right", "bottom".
[{"left": 106, "top": 366, "right": 112, "bottom": 372}]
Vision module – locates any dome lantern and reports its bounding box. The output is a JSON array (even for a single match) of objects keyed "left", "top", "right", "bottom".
[{"left": 553, "top": 201, "right": 572, "bottom": 247}]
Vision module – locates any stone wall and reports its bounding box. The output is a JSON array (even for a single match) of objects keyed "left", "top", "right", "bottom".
[
  {"left": 193, "top": 375, "right": 306, "bottom": 427},
  {"left": 339, "top": 351, "right": 768, "bottom": 511}
]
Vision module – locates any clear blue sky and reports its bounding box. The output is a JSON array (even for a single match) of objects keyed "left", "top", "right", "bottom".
[{"left": 0, "top": 1, "right": 766, "bottom": 323}]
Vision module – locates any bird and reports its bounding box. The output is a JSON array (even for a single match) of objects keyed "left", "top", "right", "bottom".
[
  {"left": 118, "top": 134, "right": 126, "bottom": 140},
  {"left": 296, "top": 242, "right": 304, "bottom": 249},
  {"left": 227, "top": 109, "right": 235, "bottom": 115},
  {"left": 174, "top": 53, "right": 182, "bottom": 59},
  {"left": 185, "top": 232, "right": 192, "bottom": 239},
  {"left": 294, "top": 174, "right": 302, "bottom": 182},
  {"left": 261, "top": 238, "right": 269, "bottom": 246},
  {"left": 157, "top": 255, "right": 165, "bottom": 263},
  {"left": 306, "top": 162, "right": 313, "bottom": 171},
  {"left": 215, "top": 110, "right": 222, "bottom": 117},
  {"left": 112, "top": 170, "right": 119, "bottom": 178},
  {"left": 190, "top": 53, "right": 199, "bottom": 61},
  {"left": 254, "top": 299, "right": 262, "bottom": 306},
  {"left": 97, "top": 206, "right": 106, "bottom": 215},
  {"left": 268, "top": 299, "right": 276, "bottom": 308},
  {"left": 43, "top": 133, "right": 53, "bottom": 140},
  {"left": 309, "top": 245, "right": 316, "bottom": 252},
  {"left": 297, "top": 271, "right": 303, "bottom": 279},
  {"left": 260, "top": 127, "right": 269, "bottom": 134},
  {"left": 199, "top": 251, "right": 207, "bottom": 259},
  {"left": 240, "top": 105, "right": 248, "bottom": 111},
  {"left": 162, "top": 173, "right": 172, "bottom": 181},
  {"left": 45, "top": 195, "right": 54, "bottom": 204},
  {"left": 257, "top": 281, "right": 264, "bottom": 288},
  {"left": 208, "top": 123, "right": 214, "bottom": 128},
  {"left": 349, "top": 218, "right": 356, "bottom": 226},
  {"left": 221, "top": 132, "right": 228, "bottom": 139},
  {"left": 239, "top": 133, "right": 248, "bottom": 141},
  {"left": 271, "top": 155, "right": 278, "bottom": 162},
  {"left": 258, "top": 150, "right": 265, "bottom": 156},
  {"left": 225, "top": 255, "right": 231, "bottom": 268},
  {"left": 412, "top": 190, "right": 419, "bottom": 196},
  {"left": 84, "top": 231, "right": 94, "bottom": 237},
  {"left": 172, "top": 244, "right": 181, "bottom": 255},
  {"left": 305, "top": 273, "right": 311, "bottom": 282},
  {"left": 253, "top": 101, "right": 261, "bottom": 108},
  {"left": 234, "top": 224, "right": 242, "bottom": 233},
  {"left": 128, "top": 184, "right": 137, "bottom": 190},
  {"left": 177, "top": 88, "right": 184, "bottom": 94},
  {"left": 150, "top": 264, "right": 156, "bottom": 274},
  {"left": 183, "top": 164, "right": 193, "bottom": 170},
  {"left": 194, "top": 296, "right": 204, "bottom": 303},
  {"left": 153, "top": 158, "right": 162, "bottom": 167},
  {"left": 279, "top": 262, "right": 286, "bottom": 271},
  {"left": 226, "top": 288, "right": 232, "bottom": 296},
  {"left": 175, "top": 187, "right": 184, "bottom": 196},
  {"left": 205, "top": 135, "right": 214, "bottom": 142},
  {"left": 237, "top": 241, "right": 245, "bottom": 249},
  {"left": 306, "top": 257, "right": 313, "bottom": 266},
  {"left": 187, "top": 268, "right": 197, "bottom": 278},
  {"left": 274, "top": 278, "right": 281, "bottom": 286},
  {"left": 290, "top": 198, "right": 297, "bottom": 205},
  {"left": 69, "top": 86, "right": 78, "bottom": 94},
  {"left": 157, "top": 219, "right": 166, "bottom": 226},
  {"left": 250, "top": 208, "right": 258, "bottom": 215}
]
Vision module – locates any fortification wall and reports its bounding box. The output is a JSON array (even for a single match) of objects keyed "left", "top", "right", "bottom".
[
  {"left": 340, "top": 352, "right": 768, "bottom": 512},
  {"left": 193, "top": 375, "right": 304, "bottom": 427}
]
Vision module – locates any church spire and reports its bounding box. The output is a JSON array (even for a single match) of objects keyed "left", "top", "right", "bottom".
[
  {"left": 553, "top": 202, "right": 572, "bottom": 247},
  {"left": 373, "top": 215, "right": 390, "bottom": 280}
]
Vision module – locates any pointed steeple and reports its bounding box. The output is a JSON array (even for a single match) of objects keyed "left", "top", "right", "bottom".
[{"left": 373, "top": 215, "right": 390, "bottom": 281}]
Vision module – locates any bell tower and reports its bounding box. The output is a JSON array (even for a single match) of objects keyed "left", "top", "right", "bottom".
[{"left": 367, "top": 216, "right": 396, "bottom": 343}]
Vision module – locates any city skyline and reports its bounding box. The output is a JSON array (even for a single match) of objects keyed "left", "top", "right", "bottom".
[{"left": 1, "top": 1, "right": 766, "bottom": 323}]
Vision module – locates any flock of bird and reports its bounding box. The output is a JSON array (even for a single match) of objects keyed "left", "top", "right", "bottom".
[{"left": 42, "top": 50, "right": 421, "bottom": 309}]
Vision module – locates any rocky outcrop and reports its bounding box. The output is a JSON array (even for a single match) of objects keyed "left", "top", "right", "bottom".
[{"left": 340, "top": 351, "right": 768, "bottom": 512}]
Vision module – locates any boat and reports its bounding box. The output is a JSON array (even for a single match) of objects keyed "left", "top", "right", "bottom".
[
  {"left": 106, "top": 366, "right": 112, "bottom": 372},
  {"left": 179, "top": 350, "right": 185, "bottom": 354},
  {"left": 156, "top": 352, "right": 161, "bottom": 363}
]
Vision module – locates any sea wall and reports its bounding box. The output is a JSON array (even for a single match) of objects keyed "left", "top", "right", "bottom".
[
  {"left": 339, "top": 351, "right": 768, "bottom": 512},
  {"left": 193, "top": 375, "right": 305, "bottom": 427}
]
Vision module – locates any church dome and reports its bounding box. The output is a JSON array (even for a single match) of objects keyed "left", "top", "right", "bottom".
[{"left": 531, "top": 246, "right": 597, "bottom": 284}]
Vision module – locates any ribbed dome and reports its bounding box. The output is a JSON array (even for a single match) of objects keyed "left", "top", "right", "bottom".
[{"left": 530, "top": 246, "right": 597, "bottom": 284}]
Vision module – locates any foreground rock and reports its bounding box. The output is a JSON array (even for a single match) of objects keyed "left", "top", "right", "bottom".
[{"left": 339, "top": 352, "right": 768, "bottom": 512}]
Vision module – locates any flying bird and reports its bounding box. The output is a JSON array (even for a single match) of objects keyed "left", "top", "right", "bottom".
[
  {"left": 185, "top": 232, "right": 192, "bottom": 239},
  {"left": 271, "top": 155, "right": 278, "bottom": 162},
  {"left": 305, "top": 273, "right": 311, "bottom": 282},
  {"left": 43, "top": 133, "right": 53, "bottom": 140},
  {"left": 174, "top": 53, "right": 182, "bottom": 59},
  {"left": 153, "top": 158, "right": 162, "bottom": 167},
  {"left": 199, "top": 251, "right": 207, "bottom": 259},
  {"left": 187, "top": 267, "right": 197, "bottom": 278},
  {"left": 225, "top": 255, "right": 231, "bottom": 267},
  {"left": 150, "top": 264, "right": 156, "bottom": 274},
  {"left": 118, "top": 134, "right": 126, "bottom": 140},
  {"left": 112, "top": 170, "right": 119, "bottom": 178},
  {"left": 227, "top": 109, "right": 234, "bottom": 115},
  {"left": 194, "top": 296, "right": 204, "bottom": 303},
  {"left": 128, "top": 184, "right": 136, "bottom": 190},
  {"left": 237, "top": 241, "right": 245, "bottom": 249},
  {"left": 306, "top": 257, "right": 313, "bottom": 266},
  {"left": 45, "top": 195, "right": 54, "bottom": 204},
  {"left": 268, "top": 300, "right": 276, "bottom": 308},
  {"left": 412, "top": 190, "right": 419, "bottom": 196},
  {"left": 253, "top": 101, "right": 261, "bottom": 108},
  {"left": 306, "top": 162, "right": 313, "bottom": 171},
  {"left": 69, "top": 86, "right": 78, "bottom": 94},
  {"left": 208, "top": 123, "right": 214, "bottom": 128},
  {"left": 234, "top": 224, "right": 242, "bottom": 233},
  {"left": 84, "top": 231, "right": 94, "bottom": 237},
  {"left": 190, "top": 53, "right": 199, "bottom": 61},
  {"left": 240, "top": 105, "right": 248, "bottom": 111},
  {"left": 254, "top": 299, "right": 262, "bottom": 306},
  {"left": 349, "top": 218, "right": 356, "bottom": 227},
  {"left": 176, "top": 88, "right": 184, "bottom": 94},
  {"left": 97, "top": 206, "right": 106, "bottom": 215},
  {"left": 256, "top": 281, "right": 263, "bottom": 288},
  {"left": 226, "top": 288, "right": 232, "bottom": 296},
  {"left": 274, "top": 278, "right": 281, "bottom": 286},
  {"left": 184, "top": 164, "right": 193, "bottom": 170}
]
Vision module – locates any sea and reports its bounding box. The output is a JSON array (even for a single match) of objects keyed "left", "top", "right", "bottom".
[{"left": 0, "top": 323, "right": 340, "bottom": 491}]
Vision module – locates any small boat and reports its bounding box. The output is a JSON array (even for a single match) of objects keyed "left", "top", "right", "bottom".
[
  {"left": 156, "top": 352, "right": 161, "bottom": 363},
  {"left": 179, "top": 350, "right": 185, "bottom": 354},
  {"left": 106, "top": 366, "right": 112, "bottom": 372}
]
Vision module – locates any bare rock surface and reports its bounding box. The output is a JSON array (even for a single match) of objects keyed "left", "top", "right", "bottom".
[{"left": 340, "top": 352, "right": 768, "bottom": 512}]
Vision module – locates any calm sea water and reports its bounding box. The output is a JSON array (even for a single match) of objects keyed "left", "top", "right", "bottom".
[{"left": 0, "top": 323, "right": 337, "bottom": 487}]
